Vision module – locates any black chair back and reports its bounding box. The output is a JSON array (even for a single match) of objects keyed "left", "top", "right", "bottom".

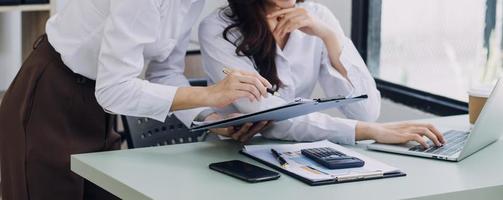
[
  {"left": 121, "top": 79, "right": 208, "bottom": 148},
  {"left": 122, "top": 115, "right": 205, "bottom": 148}
]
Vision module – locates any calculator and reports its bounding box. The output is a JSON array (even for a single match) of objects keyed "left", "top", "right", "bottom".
[{"left": 301, "top": 147, "right": 365, "bottom": 169}]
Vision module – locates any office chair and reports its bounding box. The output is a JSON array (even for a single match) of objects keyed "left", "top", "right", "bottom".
[{"left": 122, "top": 79, "right": 209, "bottom": 148}]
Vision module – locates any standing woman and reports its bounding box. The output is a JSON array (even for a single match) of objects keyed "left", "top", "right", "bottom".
[
  {"left": 199, "top": 0, "right": 446, "bottom": 147},
  {"left": 0, "top": 0, "right": 272, "bottom": 199}
]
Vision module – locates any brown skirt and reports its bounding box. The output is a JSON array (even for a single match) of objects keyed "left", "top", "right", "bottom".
[{"left": 0, "top": 35, "right": 121, "bottom": 200}]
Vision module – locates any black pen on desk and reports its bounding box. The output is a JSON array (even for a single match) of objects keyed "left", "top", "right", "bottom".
[
  {"left": 222, "top": 67, "right": 281, "bottom": 97},
  {"left": 271, "top": 148, "right": 289, "bottom": 168}
]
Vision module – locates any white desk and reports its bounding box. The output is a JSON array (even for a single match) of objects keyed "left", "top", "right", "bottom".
[{"left": 71, "top": 115, "right": 503, "bottom": 200}]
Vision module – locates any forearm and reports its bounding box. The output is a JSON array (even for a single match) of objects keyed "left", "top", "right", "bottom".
[
  {"left": 320, "top": 29, "right": 348, "bottom": 79},
  {"left": 171, "top": 87, "right": 210, "bottom": 111}
]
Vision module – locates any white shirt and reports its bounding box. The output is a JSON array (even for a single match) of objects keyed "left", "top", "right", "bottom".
[
  {"left": 46, "top": 0, "right": 207, "bottom": 124},
  {"left": 199, "top": 2, "right": 381, "bottom": 145}
]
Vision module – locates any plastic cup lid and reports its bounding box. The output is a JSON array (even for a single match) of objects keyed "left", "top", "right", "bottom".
[{"left": 468, "top": 85, "right": 493, "bottom": 98}]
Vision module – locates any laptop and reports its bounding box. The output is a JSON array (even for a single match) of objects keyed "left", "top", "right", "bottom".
[{"left": 367, "top": 79, "right": 503, "bottom": 162}]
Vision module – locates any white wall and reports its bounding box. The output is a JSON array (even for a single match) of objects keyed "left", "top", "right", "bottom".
[
  {"left": 316, "top": 0, "right": 352, "bottom": 36},
  {"left": 0, "top": 13, "right": 22, "bottom": 91},
  {"left": 0, "top": 0, "right": 68, "bottom": 91}
]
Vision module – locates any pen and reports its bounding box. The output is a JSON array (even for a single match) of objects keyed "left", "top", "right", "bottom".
[
  {"left": 271, "top": 148, "right": 289, "bottom": 168},
  {"left": 222, "top": 67, "right": 281, "bottom": 97}
]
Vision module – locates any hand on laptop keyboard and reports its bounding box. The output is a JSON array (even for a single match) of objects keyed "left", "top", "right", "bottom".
[
  {"left": 357, "top": 122, "right": 446, "bottom": 148},
  {"left": 409, "top": 130, "right": 469, "bottom": 156}
]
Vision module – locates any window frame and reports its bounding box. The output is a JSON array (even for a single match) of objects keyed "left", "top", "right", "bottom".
[{"left": 351, "top": 0, "right": 469, "bottom": 116}]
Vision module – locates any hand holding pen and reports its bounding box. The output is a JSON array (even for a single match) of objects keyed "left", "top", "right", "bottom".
[
  {"left": 204, "top": 67, "right": 273, "bottom": 107},
  {"left": 223, "top": 67, "right": 281, "bottom": 97}
]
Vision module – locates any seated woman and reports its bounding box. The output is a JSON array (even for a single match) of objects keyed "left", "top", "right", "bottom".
[{"left": 199, "top": 0, "right": 445, "bottom": 147}]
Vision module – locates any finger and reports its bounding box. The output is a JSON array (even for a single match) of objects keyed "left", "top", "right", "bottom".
[
  {"left": 411, "top": 127, "right": 441, "bottom": 146},
  {"left": 232, "top": 123, "right": 253, "bottom": 141},
  {"left": 226, "top": 113, "right": 243, "bottom": 118},
  {"left": 285, "top": 22, "right": 303, "bottom": 34},
  {"left": 236, "top": 75, "right": 268, "bottom": 97},
  {"left": 267, "top": 8, "right": 298, "bottom": 18},
  {"left": 224, "top": 127, "right": 237, "bottom": 137},
  {"left": 240, "top": 121, "right": 268, "bottom": 143},
  {"left": 283, "top": 18, "right": 308, "bottom": 36},
  {"left": 237, "top": 71, "right": 273, "bottom": 89},
  {"left": 274, "top": 14, "right": 294, "bottom": 34},
  {"left": 408, "top": 133, "right": 429, "bottom": 149},
  {"left": 236, "top": 84, "right": 261, "bottom": 101},
  {"left": 273, "top": 27, "right": 283, "bottom": 41},
  {"left": 230, "top": 91, "right": 256, "bottom": 103},
  {"left": 280, "top": 21, "right": 304, "bottom": 37},
  {"left": 263, "top": 121, "right": 274, "bottom": 130},
  {"left": 275, "top": 14, "right": 305, "bottom": 36},
  {"left": 282, "top": 9, "right": 307, "bottom": 20},
  {"left": 411, "top": 123, "right": 445, "bottom": 144},
  {"left": 235, "top": 74, "right": 267, "bottom": 95},
  {"left": 230, "top": 76, "right": 261, "bottom": 100},
  {"left": 281, "top": 16, "right": 309, "bottom": 37},
  {"left": 254, "top": 74, "right": 273, "bottom": 90},
  {"left": 210, "top": 127, "right": 234, "bottom": 137},
  {"left": 424, "top": 124, "right": 445, "bottom": 144}
]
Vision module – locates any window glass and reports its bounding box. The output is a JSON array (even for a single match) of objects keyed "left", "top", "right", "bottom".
[{"left": 369, "top": 0, "right": 503, "bottom": 101}]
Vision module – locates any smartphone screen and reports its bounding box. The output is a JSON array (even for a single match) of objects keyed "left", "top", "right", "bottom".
[{"left": 209, "top": 160, "right": 280, "bottom": 183}]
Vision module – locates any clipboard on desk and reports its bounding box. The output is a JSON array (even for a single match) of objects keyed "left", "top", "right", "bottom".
[
  {"left": 240, "top": 140, "right": 406, "bottom": 186},
  {"left": 190, "top": 95, "right": 368, "bottom": 132}
]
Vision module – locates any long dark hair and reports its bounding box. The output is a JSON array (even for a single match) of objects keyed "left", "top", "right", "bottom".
[{"left": 221, "top": 0, "right": 304, "bottom": 90}]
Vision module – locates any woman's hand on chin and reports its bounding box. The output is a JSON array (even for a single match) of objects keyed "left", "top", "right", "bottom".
[
  {"left": 267, "top": 7, "right": 333, "bottom": 40},
  {"left": 356, "top": 121, "right": 446, "bottom": 149}
]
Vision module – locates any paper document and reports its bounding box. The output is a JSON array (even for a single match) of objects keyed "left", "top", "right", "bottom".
[{"left": 243, "top": 140, "right": 400, "bottom": 182}]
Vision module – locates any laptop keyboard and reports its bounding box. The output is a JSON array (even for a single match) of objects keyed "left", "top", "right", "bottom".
[{"left": 409, "top": 130, "right": 470, "bottom": 156}]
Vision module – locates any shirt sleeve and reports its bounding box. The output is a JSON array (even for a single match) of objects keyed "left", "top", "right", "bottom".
[
  {"left": 316, "top": 4, "right": 382, "bottom": 122},
  {"left": 198, "top": 13, "right": 356, "bottom": 145},
  {"left": 146, "top": 6, "right": 211, "bottom": 127},
  {"left": 95, "top": 0, "right": 177, "bottom": 122}
]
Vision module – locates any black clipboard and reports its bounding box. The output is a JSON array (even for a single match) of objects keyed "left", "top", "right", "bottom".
[
  {"left": 190, "top": 95, "right": 368, "bottom": 132},
  {"left": 240, "top": 150, "right": 406, "bottom": 186}
]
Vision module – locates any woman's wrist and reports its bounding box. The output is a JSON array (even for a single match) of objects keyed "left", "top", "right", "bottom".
[
  {"left": 198, "top": 86, "right": 216, "bottom": 107},
  {"left": 172, "top": 87, "right": 210, "bottom": 111},
  {"left": 355, "top": 121, "right": 376, "bottom": 141}
]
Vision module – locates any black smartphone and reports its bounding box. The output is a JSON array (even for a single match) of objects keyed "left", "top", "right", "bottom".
[{"left": 209, "top": 160, "right": 280, "bottom": 183}]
